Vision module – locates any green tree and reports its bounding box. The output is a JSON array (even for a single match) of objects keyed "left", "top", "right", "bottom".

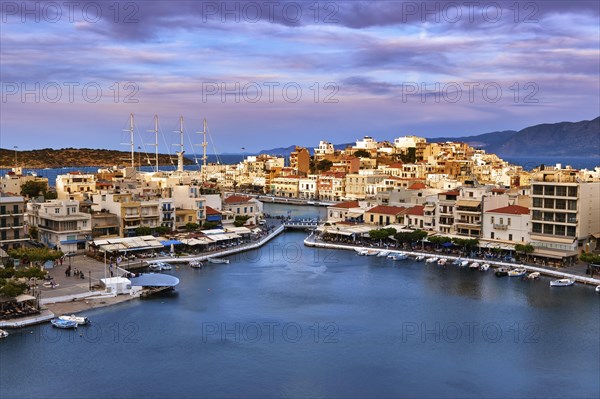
[
  {"left": 185, "top": 223, "right": 200, "bottom": 232},
  {"left": 234, "top": 215, "right": 251, "bottom": 227},
  {"left": 316, "top": 159, "right": 333, "bottom": 172},
  {"left": 398, "top": 147, "right": 417, "bottom": 163},
  {"left": 29, "top": 226, "right": 39, "bottom": 240},
  {"left": 135, "top": 226, "right": 152, "bottom": 236},
  {"left": 202, "top": 221, "right": 219, "bottom": 230},
  {"left": 353, "top": 149, "right": 370, "bottom": 158},
  {"left": 515, "top": 243, "right": 535, "bottom": 261},
  {"left": 7, "top": 247, "right": 63, "bottom": 263},
  {"left": 154, "top": 226, "right": 171, "bottom": 235},
  {"left": 20, "top": 181, "right": 48, "bottom": 198},
  {"left": 581, "top": 253, "right": 600, "bottom": 264},
  {"left": 0, "top": 281, "right": 27, "bottom": 298}
]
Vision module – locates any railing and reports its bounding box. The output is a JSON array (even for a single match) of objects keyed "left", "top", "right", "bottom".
[{"left": 493, "top": 223, "right": 508, "bottom": 230}]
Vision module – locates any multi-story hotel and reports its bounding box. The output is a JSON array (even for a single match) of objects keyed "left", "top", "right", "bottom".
[{"left": 0, "top": 195, "right": 28, "bottom": 250}]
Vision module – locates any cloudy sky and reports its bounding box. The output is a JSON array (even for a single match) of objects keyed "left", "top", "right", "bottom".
[{"left": 1, "top": 1, "right": 599, "bottom": 154}]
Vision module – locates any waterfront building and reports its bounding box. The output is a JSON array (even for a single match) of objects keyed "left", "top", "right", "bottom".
[
  {"left": 482, "top": 204, "right": 531, "bottom": 244},
  {"left": 399, "top": 205, "right": 426, "bottom": 229},
  {"left": 26, "top": 199, "right": 92, "bottom": 252},
  {"left": 0, "top": 194, "right": 27, "bottom": 250},
  {"left": 0, "top": 168, "right": 49, "bottom": 196},
  {"left": 364, "top": 205, "right": 406, "bottom": 226},
  {"left": 529, "top": 168, "right": 600, "bottom": 262},
  {"left": 56, "top": 172, "right": 97, "bottom": 201},
  {"left": 289, "top": 146, "right": 310, "bottom": 176},
  {"left": 298, "top": 175, "right": 318, "bottom": 200},
  {"left": 92, "top": 192, "right": 161, "bottom": 237},
  {"left": 326, "top": 200, "right": 366, "bottom": 223},
  {"left": 271, "top": 175, "right": 300, "bottom": 198},
  {"left": 222, "top": 195, "right": 262, "bottom": 226},
  {"left": 317, "top": 172, "right": 346, "bottom": 202},
  {"left": 344, "top": 173, "right": 388, "bottom": 200}
]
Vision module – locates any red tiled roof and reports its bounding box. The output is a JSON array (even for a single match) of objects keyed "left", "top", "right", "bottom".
[
  {"left": 223, "top": 195, "right": 253, "bottom": 204},
  {"left": 441, "top": 190, "right": 460, "bottom": 196},
  {"left": 387, "top": 162, "right": 403, "bottom": 168},
  {"left": 331, "top": 200, "right": 360, "bottom": 209},
  {"left": 486, "top": 205, "right": 530, "bottom": 215},
  {"left": 491, "top": 188, "right": 506, "bottom": 193},
  {"left": 205, "top": 206, "right": 221, "bottom": 215},
  {"left": 407, "top": 182, "right": 427, "bottom": 190},
  {"left": 403, "top": 205, "right": 424, "bottom": 216},
  {"left": 366, "top": 205, "right": 406, "bottom": 215}
]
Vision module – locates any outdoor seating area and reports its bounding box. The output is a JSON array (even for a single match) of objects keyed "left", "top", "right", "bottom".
[{"left": 0, "top": 295, "right": 39, "bottom": 320}]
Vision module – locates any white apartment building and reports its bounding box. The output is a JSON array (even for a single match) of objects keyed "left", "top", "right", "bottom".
[
  {"left": 27, "top": 199, "right": 92, "bottom": 252},
  {"left": 56, "top": 173, "right": 97, "bottom": 201},
  {"left": 482, "top": 205, "right": 530, "bottom": 244},
  {"left": 298, "top": 175, "right": 318, "bottom": 200}
]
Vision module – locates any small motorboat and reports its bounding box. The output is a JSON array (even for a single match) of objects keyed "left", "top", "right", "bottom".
[
  {"left": 207, "top": 257, "right": 230, "bottom": 264},
  {"left": 508, "top": 268, "right": 527, "bottom": 277},
  {"left": 425, "top": 257, "right": 438, "bottom": 263},
  {"left": 550, "top": 279, "right": 574, "bottom": 287},
  {"left": 495, "top": 268, "right": 509, "bottom": 277},
  {"left": 189, "top": 261, "right": 203, "bottom": 269},
  {"left": 365, "top": 250, "right": 379, "bottom": 256},
  {"left": 392, "top": 253, "right": 409, "bottom": 261},
  {"left": 452, "top": 258, "right": 461, "bottom": 266},
  {"left": 59, "top": 315, "right": 89, "bottom": 325},
  {"left": 159, "top": 262, "right": 172, "bottom": 270},
  {"left": 596, "top": 285, "right": 600, "bottom": 293},
  {"left": 469, "top": 262, "right": 480, "bottom": 270},
  {"left": 480, "top": 264, "right": 490, "bottom": 271},
  {"left": 51, "top": 318, "right": 78, "bottom": 329},
  {"left": 527, "top": 272, "right": 540, "bottom": 280},
  {"left": 377, "top": 250, "right": 390, "bottom": 257},
  {"left": 0, "top": 329, "right": 8, "bottom": 339},
  {"left": 355, "top": 248, "right": 366, "bottom": 255},
  {"left": 437, "top": 258, "right": 447, "bottom": 266},
  {"left": 415, "top": 255, "right": 425, "bottom": 262},
  {"left": 460, "top": 260, "right": 470, "bottom": 268}
]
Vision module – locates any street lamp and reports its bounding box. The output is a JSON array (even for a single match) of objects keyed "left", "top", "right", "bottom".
[{"left": 13, "top": 146, "right": 18, "bottom": 168}]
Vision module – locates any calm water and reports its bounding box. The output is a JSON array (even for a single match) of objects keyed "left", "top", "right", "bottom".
[{"left": 1, "top": 206, "right": 599, "bottom": 398}]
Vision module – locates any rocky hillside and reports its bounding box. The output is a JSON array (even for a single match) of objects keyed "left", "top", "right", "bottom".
[{"left": 0, "top": 148, "right": 195, "bottom": 169}]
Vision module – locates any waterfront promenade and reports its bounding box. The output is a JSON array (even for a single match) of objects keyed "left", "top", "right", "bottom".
[{"left": 304, "top": 234, "right": 600, "bottom": 287}]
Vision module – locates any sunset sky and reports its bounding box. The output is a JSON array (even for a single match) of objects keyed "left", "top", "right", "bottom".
[{"left": 1, "top": 1, "right": 599, "bottom": 154}]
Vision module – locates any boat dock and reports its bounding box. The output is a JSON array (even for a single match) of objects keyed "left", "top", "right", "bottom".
[
  {"left": 0, "top": 309, "right": 55, "bottom": 328},
  {"left": 304, "top": 235, "right": 600, "bottom": 287}
]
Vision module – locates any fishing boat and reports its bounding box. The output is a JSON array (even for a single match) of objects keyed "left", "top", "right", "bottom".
[
  {"left": 377, "top": 250, "right": 390, "bottom": 257},
  {"left": 425, "top": 257, "right": 438, "bottom": 263},
  {"left": 392, "top": 253, "right": 409, "bottom": 261},
  {"left": 495, "top": 267, "right": 509, "bottom": 277},
  {"left": 508, "top": 268, "right": 527, "bottom": 277},
  {"left": 415, "top": 255, "right": 425, "bottom": 262},
  {"left": 0, "top": 329, "right": 8, "bottom": 339},
  {"left": 437, "top": 258, "right": 447, "bottom": 266},
  {"left": 460, "top": 260, "right": 470, "bottom": 267},
  {"left": 59, "top": 315, "right": 89, "bottom": 325},
  {"left": 550, "top": 279, "right": 574, "bottom": 287},
  {"left": 480, "top": 263, "right": 490, "bottom": 271},
  {"left": 207, "top": 257, "right": 230, "bottom": 264},
  {"left": 469, "top": 262, "right": 480, "bottom": 270},
  {"left": 189, "top": 261, "right": 203, "bottom": 269},
  {"left": 527, "top": 272, "right": 540, "bottom": 279},
  {"left": 51, "top": 318, "right": 78, "bottom": 329}
]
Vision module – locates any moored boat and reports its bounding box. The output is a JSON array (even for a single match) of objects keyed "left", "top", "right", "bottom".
[
  {"left": 480, "top": 264, "right": 490, "bottom": 271},
  {"left": 527, "top": 272, "right": 540, "bottom": 280},
  {"left": 207, "top": 257, "right": 230, "bottom": 264},
  {"left": 51, "top": 318, "right": 78, "bottom": 329},
  {"left": 452, "top": 258, "right": 461, "bottom": 265},
  {"left": 508, "top": 268, "right": 527, "bottom": 277},
  {"left": 0, "top": 329, "right": 8, "bottom": 339},
  {"left": 550, "top": 279, "right": 574, "bottom": 287},
  {"left": 189, "top": 261, "right": 203, "bottom": 269},
  {"left": 365, "top": 250, "right": 379, "bottom": 256},
  {"left": 377, "top": 251, "right": 390, "bottom": 257},
  {"left": 469, "top": 262, "right": 480, "bottom": 269},
  {"left": 596, "top": 285, "right": 600, "bottom": 293},
  {"left": 59, "top": 315, "right": 89, "bottom": 325},
  {"left": 392, "top": 253, "right": 409, "bottom": 261},
  {"left": 415, "top": 255, "right": 425, "bottom": 262},
  {"left": 495, "top": 267, "right": 509, "bottom": 277},
  {"left": 460, "top": 260, "right": 470, "bottom": 267},
  {"left": 425, "top": 257, "right": 438, "bottom": 263},
  {"left": 437, "top": 258, "right": 447, "bottom": 266}
]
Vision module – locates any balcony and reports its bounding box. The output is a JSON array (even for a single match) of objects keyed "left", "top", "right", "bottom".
[{"left": 493, "top": 223, "right": 508, "bottom": 230}]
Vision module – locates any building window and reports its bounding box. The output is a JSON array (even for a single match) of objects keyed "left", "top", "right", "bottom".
[
  {"left": 507, "top": 218, "right": 511, "bottom": 226},
  {"left": 499, "top": 218, "right": 504, "bottom": 224},
  {"left": 491, "top": 232, "right": 495, "bottom": 239},
  {"left": 491, "top": 216, "right": 495, "bottom": 224},
  {"left": 55, "top": 208, "right": 60, "bottom": 214},
  {"left": 508, "top": 234, "right": 513, "bottom": 241}
]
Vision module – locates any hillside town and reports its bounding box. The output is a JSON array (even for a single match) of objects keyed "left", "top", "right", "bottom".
[{"left": 1, "top": 135, "right": 599, "bottom": 267}]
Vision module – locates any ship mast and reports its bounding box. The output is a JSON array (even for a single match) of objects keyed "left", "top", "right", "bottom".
[
  {"left": 197, "top": 118, "right": 208, "bottom": 180},
  {"left": 121, "top": 113, "right": 135, "bottom": 168},
  {"left": 173, "top": 116, "right": 185, "bottom": 172},
  {"left": 147, "top": 114, "right": 159, "bottom": 173}
]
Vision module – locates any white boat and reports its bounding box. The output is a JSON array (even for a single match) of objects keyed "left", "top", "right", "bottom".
[
  {"left": 160, "top": 262, "right": 173, "bottom": 270},
  {"left": 354, "top": 248, "right": 365, "bottom": 254},
  {"left": 415, "top": 255, "right": 425, "bottom": 262},
  {"left": 425, "top": 257, "right": 438, "bottom": 263},
  {"left": 550, "top": 279, "right": 574, "bottom": 287},
  {"left": 207, "top": 257, "right": 230, "bottom": 264},
  {"left": 0, "top": 329, "right": 8, "bottom": 339},
  {"left": 392, "top": 253, "right": 409, "bottom": 261},
  {"left": 437, "top": 258, "right": 447, "bottom": 266},
  {"left": 469, "top": 262, "right": 480, "bottom": 269},
  {"left": 452, "top": 258, "right": 461, "bottom": 265},
  {"left": 508, "top": 268, "right": 527, "bottom": 277},
  {"left": 377, "top": 251, "right": 390, "bottom": 257},
  {"left": 460, "top": 260, "right": 470, "bottom": 267},
  {"left": 387, "top": 253, "right": 396, "bottom": 259},
  {"left": 596, "top": 285, "right": 600, "bottom": 293},
  {"left": 59, "top": 315, "right": 89, "bottom": 325},
  {"left": 480, "top": 264, "right": 490, "bottom": 271},
  {"left": 189, "top": 261, "right": 203, "bottom": 269},
  {"left": 51, "top": 318, "right": 78, "bottom": 329},
  {"left": 527, "top": 272, "right": 540, "bottom": 279},
  {"left": 365, "top": 250, "right": 379, "bottom": 256}
]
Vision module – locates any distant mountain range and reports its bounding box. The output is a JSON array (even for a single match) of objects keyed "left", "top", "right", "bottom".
[{"left": 256, "top": 117, "right": 600, "bottom": 157}]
